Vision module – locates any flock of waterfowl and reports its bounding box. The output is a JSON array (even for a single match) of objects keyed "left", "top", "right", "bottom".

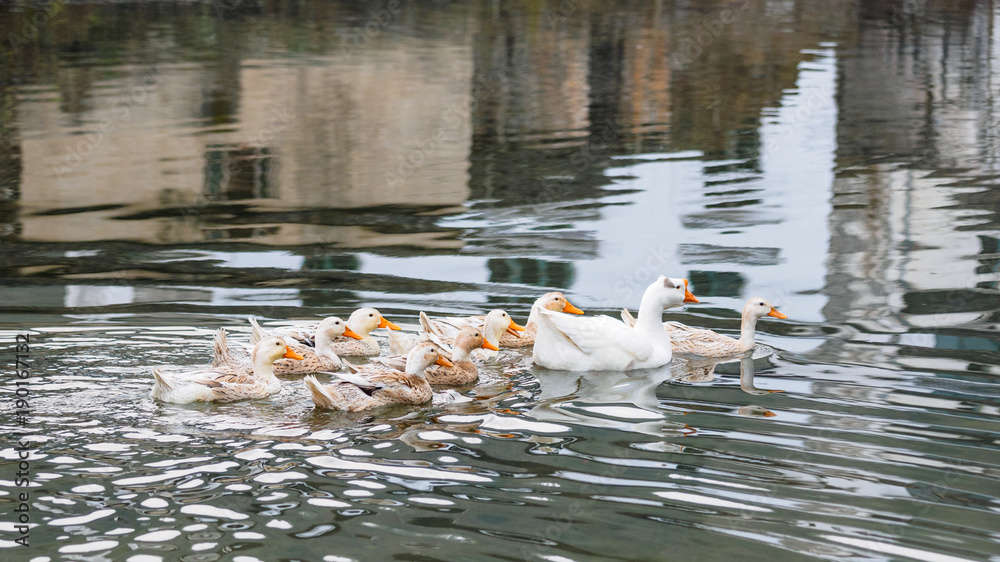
[{"left": 150, "top": 276, "right": 787, "bottom": 410}]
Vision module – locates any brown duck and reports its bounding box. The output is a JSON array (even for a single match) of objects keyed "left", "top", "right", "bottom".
[{"left": 303, "top": 342, "right": 451, "bottom": 411}]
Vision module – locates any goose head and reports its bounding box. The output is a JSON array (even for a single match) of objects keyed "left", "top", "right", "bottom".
[
  {"left": 535, "top": 292, "right": 584, "bottom": 315},
  {"left": 251, "top": 336, "right": 304, "bottom": 367},
  {"left": 406, "top": 342, "right": 454, "bottom": 375},
  {"left": 483, "top": 309, "right": 525, "bottom": 343},
  {"left": 642, "top": 276, "right": 699, "bottom": 311},
  {"left": 348, "top": 307, "right": 401, "bottom": 337},
  {"left": 742, "top": 298, "right": 787, "bottom": 321}
]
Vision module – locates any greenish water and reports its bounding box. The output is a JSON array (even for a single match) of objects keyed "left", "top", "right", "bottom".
[{"left": 2, "top": 1, "right": 999, "bottom": 560}]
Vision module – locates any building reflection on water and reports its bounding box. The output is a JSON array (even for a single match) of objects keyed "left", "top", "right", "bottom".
[{"left": 0, "top": 0, "right": 997, "bottom": 349}]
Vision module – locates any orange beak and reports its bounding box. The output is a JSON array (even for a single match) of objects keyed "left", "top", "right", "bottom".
[
  {"left": 767, "top": 307, "right": 787, "bottom": 319},
  {"left": 562, "top": 301, "right": 584, "bottom": 315},
  {"left": 342, "top": 326, "right": 363, "bottom": 340},
  {"left": 481, "top": 340, "right": 500, "bottom": 351},
  {"left": 378, "top": 316, "right": 401, "bottom": 330},
  {"left": 435, "top": 356, "right": 454, "bottom": 367},
  {"left": 683, "top": 279, "right": 699, "bottom": 304},
  {"left": 283, "top": 346, "right": 305, "bottom": 360},
  {"left": 506, "top": 319, "right": 526, "bottom": 337}
]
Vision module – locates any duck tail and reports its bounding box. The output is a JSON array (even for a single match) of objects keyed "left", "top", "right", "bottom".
[
  {"left": 303, "top": 375, "right": 338, "bottom": 409},
  {"left": 388, "top": 330, "right": 414, "bottom": 356},
  {"left": 419, "top": 311, "right": 450, "bottom": 340},
  {"left": 248, "top": 316, "right": 265, "bottom": 346},
  {"left": 426, "top": 332, "right": 453, "bottom": 355},
  {"left": 418, "top": 311, "right": 434, "bottom": 333},
  {"left": 212, "top": 329, "right": 231, "bottom": 367},
  {"left": 620, "top": 308, "right": 636, "bottom": 327},
  {"left": 151, "top": 368, "right": 174, "bottom": 390}
]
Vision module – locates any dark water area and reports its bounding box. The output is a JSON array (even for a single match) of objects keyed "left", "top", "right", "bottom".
[{"left": 1, "top": 1, "right": 999, "bottom": 560}]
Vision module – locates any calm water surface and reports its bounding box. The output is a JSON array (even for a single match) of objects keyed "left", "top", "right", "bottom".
[{"left": 2, "top": 1, "right": 999, "bottom": 560}]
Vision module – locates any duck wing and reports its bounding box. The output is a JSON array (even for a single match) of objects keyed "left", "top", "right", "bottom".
[
  {"left": 333, "top": 367, "right": 417, "bottom": 391},
  {"left": 620, "top": 308, "right": 637, "bottom": 327},
  {"left": 664, "top": 322, "right": 719, "bottom": 342},
  {"left": 279, "top": 328, "right": 316, "bottom": 347},
  {"left": 162, "top": 364, "right": 258, "bottom": 389},
  {"left": 437, "top": 314, "right": 486, "bottom": 332},
  {"left": 195, "top": 364, "right": 258, "bottom": 385},
  {"left": 419, "top": 312, "right": 460, "bottom": 340},
  {"left": 331, "top": 370, "right": 386, "bottom": 393},
  {"left": 370, "top": 355, "right": 409, "bottom": 372},
  {"left": 390, "top": 312, "right": 456, "bottom": 355},
  {"left": 540, "top": 310, "right": 653, "bottom": 362}
]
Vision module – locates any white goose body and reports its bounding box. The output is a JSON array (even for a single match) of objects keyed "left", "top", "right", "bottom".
[
  {"left": 532, "top": 277, "right": 698, "bottom": 372},
  {"left": 621, "top": 297, "right": 787, "bottom": 358}
]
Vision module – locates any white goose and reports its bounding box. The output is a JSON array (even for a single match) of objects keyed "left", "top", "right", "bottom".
[
  {"left": 621, "top": 297, "right": 786, "bottom": 358},
  {"left": 532, "top": 276, "right": 699, "bottom": 371}
]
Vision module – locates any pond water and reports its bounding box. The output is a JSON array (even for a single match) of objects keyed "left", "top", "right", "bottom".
[{"left": 2, "top": 1, "right": 1000, "bottom": 560}]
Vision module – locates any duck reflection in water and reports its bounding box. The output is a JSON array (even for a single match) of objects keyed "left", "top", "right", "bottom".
[
  {"left": 672, "top": 351, "right": 783, "bottom": 394},
  {"left": 674, "top": 351, "right": 782, "bottom": 418}
]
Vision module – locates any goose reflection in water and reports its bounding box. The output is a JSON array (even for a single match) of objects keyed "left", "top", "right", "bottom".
[
  {"left": 527, "top": 366, "right": 689, "bottom": 437},
  {"left": 527, "top": 349, "right": 785, "bottom": 431}
]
